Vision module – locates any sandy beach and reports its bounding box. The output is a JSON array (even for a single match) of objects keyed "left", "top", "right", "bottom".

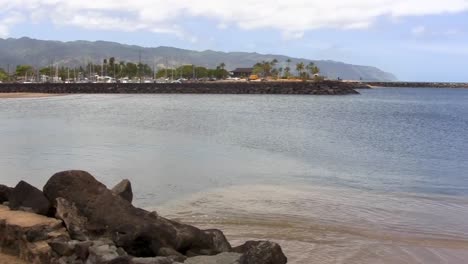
[
  {"left": 0, "top": 253, "right": 26, "bottom": 264},
  {"left": 0, "top": 93, "right": 64, "bottom": 99}
]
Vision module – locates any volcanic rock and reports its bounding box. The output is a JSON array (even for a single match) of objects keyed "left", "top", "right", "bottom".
[
  {"left": 0, "top": 184, "right": 12, "bottom": 203},
  {"left": 112, "top": 179, "right": 133, "bottom": 203},
  {"left": 8, "top": 181, "right": 50, "bottom": 215},
  {"left": 233, "top": 241, "right": 287, "bottom": 264},
  {"left": 43, "top": 170, "right": 231, "bottom": 259}
]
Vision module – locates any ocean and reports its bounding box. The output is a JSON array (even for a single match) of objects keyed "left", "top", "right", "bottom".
[{"left": 1, "top": 88, "right": 467, "bottom": 263}]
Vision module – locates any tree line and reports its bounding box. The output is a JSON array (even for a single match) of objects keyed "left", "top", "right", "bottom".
[
  {"left": 1, "top": 58, "right": 231, "bottom": 82},
  {"left": 0, "top": 57, "right": 322, "bottom": 83},
  {"left": 252, "top": 58, "right": 321, "bottom": 80}
]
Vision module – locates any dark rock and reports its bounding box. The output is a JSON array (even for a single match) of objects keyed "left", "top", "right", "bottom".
[
  {"left": 0, "top": 184, "right": 12, "bottom": 203},
  {"left": 0, "top": 81, "right": 360, "bottom": 95},
  {"left": 106, "top": 256, "right": 133, "bottom": 264},
  {"left": 49, "top": 240, "right": 75, "bottom": 256},
  {"left": 204, "top": 229, "right": 232, "bottom": 253},
  {"left": 43, "top": 170, "right": 231, "bottom": 258},
  {"left": 87, "top": 241, "right": 121, "bottom": 263},
  {"left": 112, "top": 179, "right": 133, "bottom": 203},
  {"left": 132, "top": 256, "right": 175, "bottom": 264},
  {"left": 75, "top": 241, "right": 93, "bottom": 260},
  {"left": 157, "top": 247, "right": 186, "bottom": 260},
  {"left": 55, "top": 197, "right": 89, "bottom": 241},
  {"left": 25, "top": 228, "right": 51, "bottom": 242},
  {"left": 184, "top": 252, "right": 242, "bottom": 264},
  {"left": 233, "top": 241, "right": 287, "bottom": 264},
  {"left": 8, "top": 180, "right": 51, "bottom": 215}
]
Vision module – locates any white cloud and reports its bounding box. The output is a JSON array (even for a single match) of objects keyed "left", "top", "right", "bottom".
[
  {"left": 0, "top": 11, "right": 24, "bottom": 37},
  {"left": 1, "top": 0, "right": 468, "bottom": 39}
]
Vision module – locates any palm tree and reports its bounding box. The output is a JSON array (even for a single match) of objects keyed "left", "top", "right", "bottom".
[
  {"left": 219, "top": 62, "right": 226, "bottom": 70},
  {"left": 284, "top": 67, "right": 291, "bottom": 78},
  {"left": 306, "top": 62, "right": 315, "bottom": 80},
  {"left": 312, "top": 66, "right": 320, "bottom": 75},
  {"left": 296, "top": 62, "right": 305, "bottom": 78},
  {"left": 278, "top": 67, "right": 283, "bottom": 78},
  {"left": 103, "top": 59, "right": 108, "bottom": 76},
  {"left": 271, "top": 59, "right": 278, "bottom": 67}
]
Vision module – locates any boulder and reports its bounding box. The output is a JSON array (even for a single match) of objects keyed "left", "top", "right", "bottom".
[
  {"left": 8, "top": 181, "right": 51, "bottom": 215},
  {"left": 132, "top": 256, "right": 176, "bottom": 264},
  {"left": 112, "top": 179, "right": 133, "bottom": 203},
  {"left": 43, "top": 170, "right": 231, "bottom": 258},
  {"left": 184, "top": 252, "right": 242, "bottom": 264},
  {"left": 87, "top": 240, "right": 122, "bottom": 263},
  {"left": 0, "top": 184, "right": 12, "bottom": 203},
  {"left": 48, "top": 240, "right": 75, "bottom": 256},
  {"left": 55, "top": 197, "right": 89, "bottom": 241},
  {"left": 0, "top": 205, "right": 69, "bottom": 263},
  {"left": 232, "top": 241, "right": 287, "bottom": 264}
]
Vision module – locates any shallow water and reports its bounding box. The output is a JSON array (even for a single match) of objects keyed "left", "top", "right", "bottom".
[{"left": 1, "top": 88, "right": 467, "bottom": 263}]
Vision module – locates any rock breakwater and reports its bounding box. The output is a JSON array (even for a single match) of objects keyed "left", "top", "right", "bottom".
[
  {"left": 0, "top": 81, "right": 361, "bottom": 95},
  {"left": 367, "top": 82, "right": 468, "bottom": 88}
]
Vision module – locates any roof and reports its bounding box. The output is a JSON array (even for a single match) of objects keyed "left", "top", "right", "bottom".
[{"left": 232, "top": 68, "right": 253, "bottom": 73}]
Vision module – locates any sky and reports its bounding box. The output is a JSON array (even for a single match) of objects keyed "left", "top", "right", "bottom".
[{"left": 1, "top": 0, "right": 468, "bottom": 81}]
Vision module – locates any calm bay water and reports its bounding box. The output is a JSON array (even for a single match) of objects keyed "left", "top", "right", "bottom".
[{"left": 1, "top": 88, "right": 468, "bottom": 263}]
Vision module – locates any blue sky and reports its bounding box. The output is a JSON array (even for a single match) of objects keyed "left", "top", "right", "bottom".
[{"left": 1, "top": 0, "right": 468, "bottom": 81}]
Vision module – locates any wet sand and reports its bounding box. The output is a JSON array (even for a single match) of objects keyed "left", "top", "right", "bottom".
[{"left": 0, "top": 93, "right": 63, "bottom": 99}]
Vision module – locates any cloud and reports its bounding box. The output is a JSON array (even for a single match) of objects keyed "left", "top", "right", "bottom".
[
  {"left": 0, "top": 11, "right": 24, "bottom": 37},
  {"left": 1, "top": 0, "right": 468, "bottom": 39}
]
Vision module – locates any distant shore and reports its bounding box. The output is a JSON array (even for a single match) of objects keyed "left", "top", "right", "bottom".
[
  {"left": 365, "top": 82, "right": 468, "bottom": 88},
  {"left": 0, "top": 93, "right": 63, "bottom": 99}
]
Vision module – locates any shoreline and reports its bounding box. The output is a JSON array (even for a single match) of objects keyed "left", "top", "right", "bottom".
[
  {"left": 0, "top": 93, "right": 63, "bottom": 99},
  {"left": 365, "top": 82, "right": 468, "bottom": 88}
]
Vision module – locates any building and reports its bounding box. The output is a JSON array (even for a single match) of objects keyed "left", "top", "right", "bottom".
[{"left": 231, "top": 68, "right": 253, "bottom": 78}]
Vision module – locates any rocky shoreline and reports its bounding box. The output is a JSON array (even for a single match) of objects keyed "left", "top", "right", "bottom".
[
  {"left": 0, "top": 171, "right": 287, "bottom": 264},
  {"left": 0, "top": 81, "right": 362, "bottom": 95},
  {"left": 366, "top": 82, "right": 468, "bottom": 88}
]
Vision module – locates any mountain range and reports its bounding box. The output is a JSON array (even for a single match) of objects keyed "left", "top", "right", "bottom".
[{"left": 0, "top": 37, "right": 397, "bottom": 81}]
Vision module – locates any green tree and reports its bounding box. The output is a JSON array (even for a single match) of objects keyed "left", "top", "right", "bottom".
[
  {"left": 252, "top": 60, "right": 278, "bottom": 77},
  {"left": 109, "top": 57, "right": 116, "bottom": 77},
  {"left": 284, "top": 67, "right": 291, "bottom": 78},
  {"left": 0, "top": 68, "right": 8, "bottom": 81},
  {"left": 312, "top": 66, "right": 320, "bottom": 75},
  {"left": 219, "top": 62, "right": 226, "bottom": 70},
  {"left": 15, "top": 65, "right": 34, "bottom": 78},
  {"left": 195, "top": 66, "right": 208, "bottom": 78},
  {"left": 271, "top": 59, "right": 278, "bottom": 67},
  {"left": 296, "top": 62, "right": 305, "bottom": 78},
  {"left": 103, "top": 59, "right": 108, "bottom": 76},
  {"left": 125, "top": 62, "right": 138, "bottom": 78},
  {"left": 286, "top": 59, "right": 291, "bottom": 78}
]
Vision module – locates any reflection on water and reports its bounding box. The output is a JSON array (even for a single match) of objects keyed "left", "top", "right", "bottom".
[{"left": 1, "top": 88, "right": 468, "bottom": 263}]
